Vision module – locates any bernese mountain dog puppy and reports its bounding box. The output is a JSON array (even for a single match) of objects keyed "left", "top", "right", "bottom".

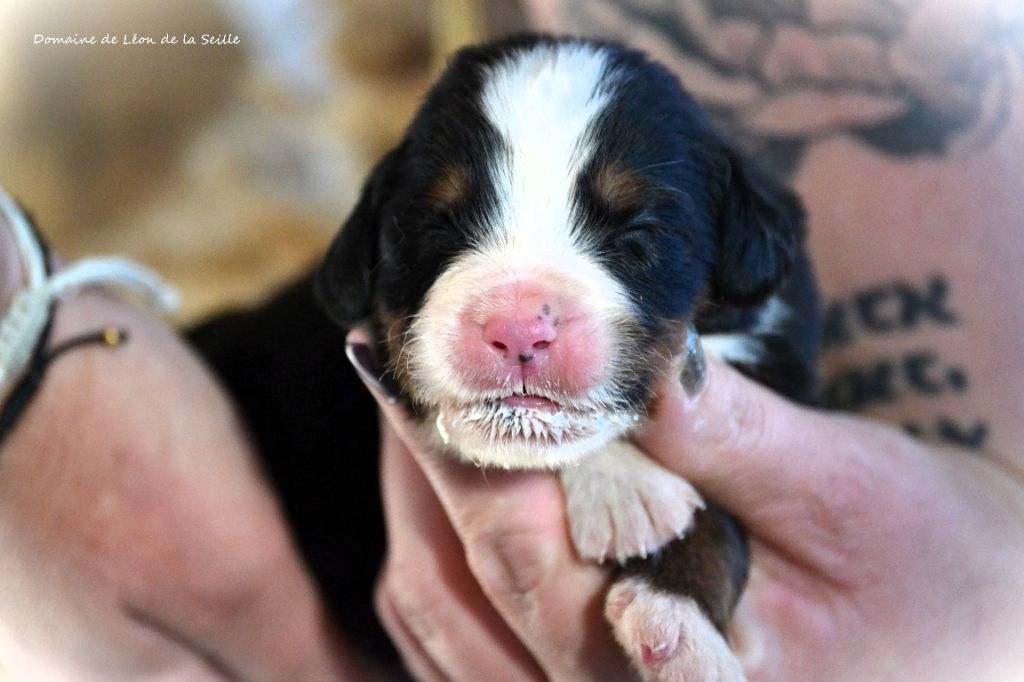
[{"left": 194, "top": 34, "right": 819, "bottom": 681}]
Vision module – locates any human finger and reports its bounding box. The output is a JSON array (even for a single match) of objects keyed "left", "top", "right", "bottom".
[
  {"left": 347, "top": 327, "right": 632, "bottom": 681},
  {"left": 637, "top": 348, "right": 932, "bottom": 576},
  {"left": 376, "top": 417, "right": 544, "bottom": 681}
]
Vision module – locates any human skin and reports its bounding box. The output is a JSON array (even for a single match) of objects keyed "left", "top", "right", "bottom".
[
  {"left": 364, "top": 335, "right": 1024, "bottom": 681},
  {"left": 371, "top": 1, "right": 1024, "bottom": 679},
  {"left": 0, "top": 220, "right": 361, "bottom": 680}
]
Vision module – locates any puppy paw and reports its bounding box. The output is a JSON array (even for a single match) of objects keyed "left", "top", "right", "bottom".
[
  {"left": 561, "top": 441, "right": 704, "bottom": 563},
  {"left": 606, "top": 578, "right": 746, "bottom": 682}
]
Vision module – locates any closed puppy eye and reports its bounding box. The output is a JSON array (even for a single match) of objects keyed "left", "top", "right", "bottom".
[
  {"left": 609, "top": 220, "right": 661, "bottom": 265},
  {"left": 618, "top": 217, "right": 660, "bottom": 237},
  {"left": 612, "top": 216, "right": 661, "bottom": 246}
]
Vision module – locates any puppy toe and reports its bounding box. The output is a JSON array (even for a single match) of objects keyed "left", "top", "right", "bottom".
[
  {"left": 607, "top": 577, "right": 746, "bottom": 682},
  {"left": 562, "top": 442, "right": 704, "bottom": 563}
]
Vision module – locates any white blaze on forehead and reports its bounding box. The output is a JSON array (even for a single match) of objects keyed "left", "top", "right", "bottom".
[{"left": 479, "top": 42, "right": 616, "bottom": 258}]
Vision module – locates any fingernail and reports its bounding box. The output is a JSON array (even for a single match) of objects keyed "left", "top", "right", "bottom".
[
  {"left": 680, "top": 324, "right": 707, "bottom": 400},
  {"left": 345, "top": 341, "right": 398, "bottom": 404}
]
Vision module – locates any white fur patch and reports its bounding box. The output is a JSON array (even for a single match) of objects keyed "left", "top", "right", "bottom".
[
  {"left": 479, "top": 41, "right": 616, "bottom": 258},
  {"left": 561, "top": 440, "right": 704, "bottom": 563},
  {"left": 702, "top": 295, "right": 789, "bottom": 365},
  {"left": 606, "top": 578, "right": 746, "bottom": 682}
]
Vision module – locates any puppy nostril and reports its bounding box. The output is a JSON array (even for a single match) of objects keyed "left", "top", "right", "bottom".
[
  {"left": 533, "top": 340, "right": 550, "bottom": 350},
  {"left": 491, "top": 341, "right": 508, "bottom": 352}
]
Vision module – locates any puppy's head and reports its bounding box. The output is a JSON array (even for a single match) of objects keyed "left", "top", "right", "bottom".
[{"left": 317, "top": 35, "right": 802, "bottom": 469}]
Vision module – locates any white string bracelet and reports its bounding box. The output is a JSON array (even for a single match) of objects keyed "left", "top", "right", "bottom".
[{"left": 0, "top": 184, "right": 180, "bottom": 402}]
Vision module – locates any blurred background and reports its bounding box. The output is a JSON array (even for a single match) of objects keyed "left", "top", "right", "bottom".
[{"left": 0, "top": 0, "right": 528, "bottom": 323}]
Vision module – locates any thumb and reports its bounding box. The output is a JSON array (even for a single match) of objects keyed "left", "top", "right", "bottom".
[{"left": 635, "top": 342, "right": 920, "bottom": 537}]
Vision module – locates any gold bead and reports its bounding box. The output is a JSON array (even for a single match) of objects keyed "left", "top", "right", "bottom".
[{"left": 103, "top": 327, "right": 123, "bottom": 347}]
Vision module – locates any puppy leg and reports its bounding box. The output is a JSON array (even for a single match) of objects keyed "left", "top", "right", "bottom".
[
  {"left": 607, "top": 505, "right": 749, "bottom": 682},
  {"left": 560, "top": 440, "right": 704, "bottom": 563}
]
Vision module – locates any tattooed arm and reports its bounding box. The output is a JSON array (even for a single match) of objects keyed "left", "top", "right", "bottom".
[{"left": 532, "top": 0, "right": 1024, "bottom": 464}]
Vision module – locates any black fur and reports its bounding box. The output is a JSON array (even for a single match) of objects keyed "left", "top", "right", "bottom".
[
  {"left": 316, "top": 146, "right": 405, "bottom": 329},
  {"left": 712, "top": 148, "right": 803, "bottom": 306},
  {"left": 621, "top": 504, "right": 749, "bottom": 635}
]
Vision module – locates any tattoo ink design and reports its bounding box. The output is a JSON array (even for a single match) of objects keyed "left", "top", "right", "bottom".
[
  {"left": 824, "top": 350, "right": 969, "bottom": 411},
  {"left": 823, "top": 275, "right": 957, "bottom": 350},
  {"left": 556, "top": 0, "right": 1024, "bottom": 177},
  {"left": 821, "top": 275, "right": 989, "bottom": 450},
  {"left": 905, "top": 418, "right": 989, "bottom": 450}
]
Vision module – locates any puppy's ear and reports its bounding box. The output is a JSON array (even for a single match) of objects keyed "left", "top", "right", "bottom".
[
  {"left": 712, "top": 148, "right": 803, "bottom": 305},
  {"left": 315, "top": 145, "right": 404, "bottom": 328}
]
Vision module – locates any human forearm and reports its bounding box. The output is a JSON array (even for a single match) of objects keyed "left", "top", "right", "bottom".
[{"left": 0, "top": 222, "right": 363, "bottom": 680}]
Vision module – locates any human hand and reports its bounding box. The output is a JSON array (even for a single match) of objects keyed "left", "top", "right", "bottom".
[
  {"left": 635, "top": 353, "right": 1024, "bottom": 681},
  {"left": 357, "top": 324, "right": 1024, "bottom": 681},
  {"left": 0, "top": 210, "right": 359, "bottom": 680}
]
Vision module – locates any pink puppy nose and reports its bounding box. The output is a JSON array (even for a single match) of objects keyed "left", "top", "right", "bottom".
[{"left": 483, "top": 310, "right": 557, "bottom": 365}]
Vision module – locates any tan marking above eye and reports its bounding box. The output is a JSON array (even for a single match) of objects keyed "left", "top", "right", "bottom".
[
  {"left": 594, "top": 162, "right": 648, "bottom": 210},
  {"left": 427, "top": 166, "right": 470, "bottom": 210}
]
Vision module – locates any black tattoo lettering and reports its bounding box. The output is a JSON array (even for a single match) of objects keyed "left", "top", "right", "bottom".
[
  {"left": 904, "top": 418, "right": 990, "bottom": 451},
  {"left": 903, "top": 422, "right": 923, "bottom": 438},
  {"left": 856, "top": 285, "right": 902, "bottom": 334},
  {"left": 823, "top": 275, "right": 957, "bottom": 350},
  {"left": 903, "top": 351, "right": 944, "bottom": 395},
  {"left": 897, "top": 278, "right": 957, "bottom": 328},
  {"left": 824, "top": 360, "right": 895, "bottom": 411},
  {"left": 936, "top": 418, "right": 989, "bottom": 450},
  {"left": 946, "top": 366, "right": 969, "bottom": 392},
  {"left": 821, "top": 301, "right": 851, "bottom": 350},
  {"left": 825, "top": 349, "right": 970, "bottom": 410}
]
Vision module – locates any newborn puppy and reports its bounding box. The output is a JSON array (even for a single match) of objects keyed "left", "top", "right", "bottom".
[{"left": 317, "top": 34, "right": 819, "bottom": 681}]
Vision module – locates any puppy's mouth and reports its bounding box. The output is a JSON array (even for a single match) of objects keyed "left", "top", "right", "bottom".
[
  {"left": 499, "top": 394, "right": 561, "bottom": 413},
  {"left": 438, "top": 391, "right": 639, "bottom": 455}
]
